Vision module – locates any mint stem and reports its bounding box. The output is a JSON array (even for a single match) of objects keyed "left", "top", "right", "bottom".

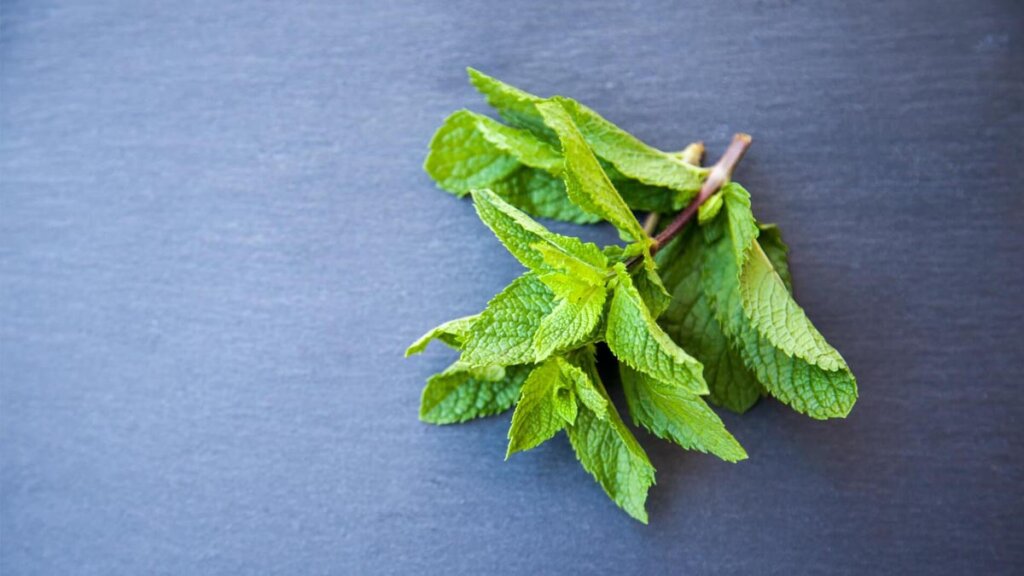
[{"left": 649, "top": 133, "right": 752, "bottom": 255}]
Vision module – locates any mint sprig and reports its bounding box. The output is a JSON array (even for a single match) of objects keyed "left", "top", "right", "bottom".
[{"left": 408, "top": 70, "right": 858, "bottom": 523}]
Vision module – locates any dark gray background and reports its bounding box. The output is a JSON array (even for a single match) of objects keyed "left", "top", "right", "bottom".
[{"left": 2, "top": 0, "right": 1022, "bottom": 574}]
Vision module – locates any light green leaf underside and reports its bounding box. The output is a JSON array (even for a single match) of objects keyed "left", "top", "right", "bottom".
[
  {"left": 461, "top": 272, "right": 555, "bottom": 367},
  {"left": 472, "top": 189, "right": 606, "bottom": 274},
  {"left": 564, "top": 348, "right": 655, "bottom": 523},
  {"left": 620, "top": 364, "right": 747, "bottom": 462},
  {"left": 467, "top": 68, "right": 707, "bottom": 199},
  {"left": 405, "top": 314, "right": 480, "bottom": 357},
  {"left": 717, "top": 183, "right": 845, "bottom": 372},
  {"left": 605, "top": 265, "right": 708, "bottom": 396},
  {"left": 420, "top": 362, "right": 534, "bottom": 425},
  {"left": 701, "top": 185, "right": 857, "bottom": 419},
  {"left": 507, "top": 359, "right": 567, "bottom": 457},
  {"left": 741, "top": 241, "right": 847, "bottom": 368},
  {"left": 656, "top": 228, "right": 764, "bottom": 413},
  {"left": 536, "top": 99, "right": 647, "bottom": 243}
]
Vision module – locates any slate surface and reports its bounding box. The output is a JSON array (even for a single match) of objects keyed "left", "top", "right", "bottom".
[{"left": 2, "top": 1, "right": 1022, "bottom": 574}]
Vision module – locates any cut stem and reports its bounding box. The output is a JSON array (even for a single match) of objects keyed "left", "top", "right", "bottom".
[{"left": 653, "top": 133, "right": 751, "bottom": 253}]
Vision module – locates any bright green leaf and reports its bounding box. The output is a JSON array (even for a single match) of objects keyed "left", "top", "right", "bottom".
[
  {"left": 697, "top": 192, "right": 723, "bottom": 225},
  {"left": 565, "top": 347, "right": 655, "bottom": 523},
  {"left": 420, "top": 362, "right": 533, "bottom": 425},
  {"left": 472, "top": 189, "right": 606, "bottom": 274},
  {"left": 467, "top": 68, "right": 708, "bottom": 200},
  {"left": 536, "top": 99, "right": 647, "bottom": 243},
  {"left": 533, "top": 278, "right": 607, "bottom": 359},
  {"left": 620, "top": 364, "right": 747, "bottom": 462},
  {"left": 556, "top": 356, "right": 608, "bottom": 420},
  {"left": 605, "top": 264, "right": 708, "bottom": 395},
  {"left": 656, "top": 228, "right": 763, "bottom": 413},
  {"left": 461, "top": 272, "right": 555, "bottom": 367},
  {"left": 425, "top": 110, "right": 597, "bottom": 223},
  {"left": 405, "top": 314, "right": 479, "bottom": 357},
  {"left": 701, "top": 184, "right": 857, "bottom": 419},
  {"left": 507, "top": 359, "right": 567, "bottom": 457}
]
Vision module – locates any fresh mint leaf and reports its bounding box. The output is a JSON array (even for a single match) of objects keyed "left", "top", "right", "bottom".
[
  {"left": 461, "top": 272, "right": 555, "bottom": 367},
  {"left": 487, "top": 169, "right": 599, "bottom": 223},
  {"left": 555, "top": 97, "right": 707, "bottom": 199},
  {"left": 471, "top": 189, "right": 607, "bottom": 274},
  {"left": 468, "top": 68, "right": 708, "bottom": 200},
  {"left": 552, "top": 384, "right": 579, "bottom": 426},
  {"left": 556, "top": 356, "right": 608, "bottom": 420},
  {"left": 405, "top": 314, "right": 479, "bottom": 357},
  {"left": 536, "top": 99, "right": 648, "bottom": 243},
  {"left": 467, "top": 67, "right": 555, "bottom": 139},
  {"left": 605, "top": 264, "right": 708, "bottom": 396},
  {"left": 426, "top": 110, "right": 597, "bottom": 223},
  {"left": 474, "top": 112, "right": 563, "bottom": 173},
  {"left": 657, "top": 227, "right": 764, "bottom": 413},
  {"left": 697, "top": 192, "right": 723, "bottom": 224},
  {"left": 620, "top": 364, "right": 747, "bottom": 462},
  {"left": 421, "top": 362, "right": 533, "bottom": 425},
  {"left": 565, "top": 347, "right": 655, "bottom": 523},
  {"left": 632, "top": 257, "right": 672, "bottom": 319},
  {"left": 506, "top": 358, "right": 569, "bottom": 457},
  {"left": 701, "top": 184, "right": 857, "bottom": 418},
  {"left": 424, "top": 110, "right": 521, "bottom": 195},
  {"left": 533, "top": 276, "right": 607, "bottom": 359}
]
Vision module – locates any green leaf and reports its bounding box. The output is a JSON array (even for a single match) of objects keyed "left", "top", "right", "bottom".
[
  {"left": 656, "top": 227, "right": 764, "bottom": 413},
  {"left": 468, "top": 67, "right": 555, "bottom": 139},
  {"left": 405, "top": 314, "right": 479, "bottom": 357},
  {"left": 552, "top": 385, "right": 578, "bottom": 425},
  {"left": 533, "top": 276, "right": 607, "bottom": 359},
  {"left": 556, "top": 356, "right": 608, "bottom": 420},
  {"left": 507, "top": 359, "right": 568, "bottom": 457},
  {"left": 701, "top": 183, "right": 857, "bottom": 419},
  {"left": 472, "top": 189, "right": 607, "bottom": 274},
  {"left": 461, "top": 272, "right": 556, "bottom": 367},
  {"left": 697, "top": 192, "right": 723, "bottom": 225},
  {"left": 757, "top": 223, "right": 792, "bottom": 293},
  {"left": 564, "top": 347, "right": 655, "bottom": 523},
  {"left": 424, "top": 110, "right": 521, "bottom": 195},
  {"left": 555, "top": 97, "right": 707, "bottom": 200},
  {"left": 421, "top": 362, "right": 533, "bottom": 425},
  {"left": 605, "top": 264, "right": 708, "bottom": 395},
  {"left": 742, "top": 240, "right": 845, "bottom": 371},
  {"left": 467, "top": 68, "right": 708, "bottom": 200},
  {"left": 425, "top": 110, "right": 597, "bottom": 224},
  {"left": 474, "top": 113, "right": 562, "bottom": 173},
  {"left": 536, "top": 99, "right": 647, "bottom": 243},
  {"left": 620, "top": 364, "right": 747, "bottom": 462},
  {"left": 632, "top": 256, "right": 672, "bottom": 319},
  {"left": 487, "top": 168, "right": 599, "bottom": 224}
]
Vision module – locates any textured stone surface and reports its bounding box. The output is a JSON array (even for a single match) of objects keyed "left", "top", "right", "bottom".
[{"left": 2, "top": 1, "right": 1021, "bottom": 573}]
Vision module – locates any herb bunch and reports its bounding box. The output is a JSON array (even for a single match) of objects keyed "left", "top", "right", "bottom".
[{"left": 406, "top": 69, "right": 857, "bottom": 523}]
